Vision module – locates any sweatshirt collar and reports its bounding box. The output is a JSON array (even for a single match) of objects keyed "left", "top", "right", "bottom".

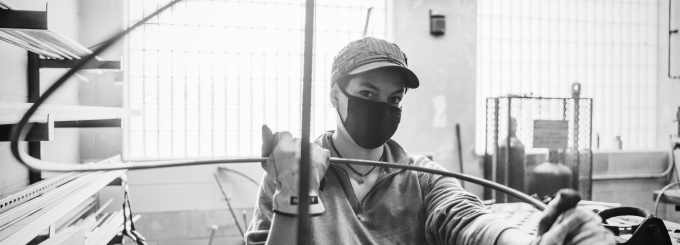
[{"left": 315, "top": 130, "right": 412, "bottom": 173}]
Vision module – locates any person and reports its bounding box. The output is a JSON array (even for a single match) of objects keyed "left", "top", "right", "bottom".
[{"left": 245, "top": 37, "right": 614, "bottom": 245}]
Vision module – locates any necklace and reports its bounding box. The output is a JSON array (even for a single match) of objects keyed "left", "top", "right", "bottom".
[
  {"left": 329, "top": 136, "right": 383, "bottom": 184},
  {"left": 346, "top": 164, "right": 377, "bottom": 184}
]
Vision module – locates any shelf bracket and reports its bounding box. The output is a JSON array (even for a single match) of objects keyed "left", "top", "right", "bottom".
[
  {"left": 0, "top": 114, "right": 54, "bottom": 142},
  {"left": 54, "top": 119, "right": 121, "bottom": 128},
  {"left": 0, "top": 9, "right": 47, "bottom": 30},
  {"left": 40, "top": 58, "right": 121, "bottom": 69}
]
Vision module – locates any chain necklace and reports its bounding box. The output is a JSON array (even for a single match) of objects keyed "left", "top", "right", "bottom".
[{"left": 329, "top": 136, "right": 383, "bottom": 184}]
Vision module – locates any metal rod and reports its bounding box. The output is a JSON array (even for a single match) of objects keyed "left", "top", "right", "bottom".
[
  {"left": 7, "top": 154, "right": 548, "bottom": 211},
  {"left": 592, "top": 157, "right": 674, "bottom": 180},
  {"left": 589, "top": 99, "right": 594, "bottom": 200},
  {"left": 504, "top": 98, "right": 511, "bottom": 203},
  {"left": 242, "top": 210, "right": 248, "bottom": 233},
  {"left": 298, "top": 0, "right": 315, "bottom": 243},
  {"left": 214, "top": 173, "right": 244, "bottom": 238},
  {"left": 493, "top": 98, "right": 500, "bottom": 201},
  {"left": 455, "top": 123, "right": 465, "bottom": 188},
  {"left": 362, "top": 7, "right": 373, "bottom": 37},
  {"left": 573, "top": 98, "right": 580, "bottom": 191},
  {"left": 331, "top": 158, "right": 546, "bottom": 211}
]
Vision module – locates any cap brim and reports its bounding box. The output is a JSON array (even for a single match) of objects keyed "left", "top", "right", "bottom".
[{"left": 347, "top": 61, "right": 420, "bottom": 89}]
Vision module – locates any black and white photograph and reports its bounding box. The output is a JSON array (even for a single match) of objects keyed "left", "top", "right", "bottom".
[{"left": 0, "top": 0, "right": 679, "bottom": 244}]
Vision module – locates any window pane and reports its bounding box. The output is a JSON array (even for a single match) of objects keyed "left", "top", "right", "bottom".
[
  {"left": 126, "top": 0, "right": 385, "bottom": 159},
  {"left": 476, "top": 0, "right": 658, "bottom": 151}
]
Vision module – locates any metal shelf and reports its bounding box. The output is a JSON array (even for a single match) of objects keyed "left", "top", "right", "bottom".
[
  {"left": 0, "top": 102, "right": 139, "bottom": 125},
  {"left": 39, "top": 57, "right": 120, "bottom": 69},
  {"left": 0, "top": 170, "right": 127, "bottom": 245},
  {"left": 0, "top": 0, "right": 17, "bottom": 10},
  {"left": 0, "top": 6, "right": 91, "bottom": 59}
]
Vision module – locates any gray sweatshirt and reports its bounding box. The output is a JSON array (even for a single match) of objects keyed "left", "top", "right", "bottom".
[{"left": 246, "top": 131, "right": 516, "bottom": 244}]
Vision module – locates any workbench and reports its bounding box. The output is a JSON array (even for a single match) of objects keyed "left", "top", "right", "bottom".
[{"left": 491, "top": 202, "right": 680, "bottom": 244}]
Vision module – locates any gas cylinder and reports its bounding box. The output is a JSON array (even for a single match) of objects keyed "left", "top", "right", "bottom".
[
  {"left": 525, "top": 149, "right": 573, "bottom": 198},
  {"left": 496, "top": 118, "right": 526, "bottom": 202}
]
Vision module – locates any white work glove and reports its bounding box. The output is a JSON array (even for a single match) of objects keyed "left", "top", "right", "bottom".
[
  {"left": 532, "top": 190, "right": 615, "bottom": 245},
  {"left": 261, "top": 125, "right": 330, "bottom": 216}
]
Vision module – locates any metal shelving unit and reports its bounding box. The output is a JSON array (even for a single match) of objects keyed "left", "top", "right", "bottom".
[
  {"left": 0, "top": 3, "right": 125, "bottom": 181},
  {"left": 0, "top": 4, "right": 139, "bottom": 244},
  {"left": 0, "top": 169, "right": 128, "bottom": 245},
  {"left": 0, "top": 102, "right": 138, "bottom": 125},
  {"left": 0, "top": 3, "right": 91, "bottom": 59}
]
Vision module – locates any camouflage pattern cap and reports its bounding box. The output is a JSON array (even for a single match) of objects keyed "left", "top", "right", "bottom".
[{"left": 330, "top": 37, "right": 419, "bottom": 89}]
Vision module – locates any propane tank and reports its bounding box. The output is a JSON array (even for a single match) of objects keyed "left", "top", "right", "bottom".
[{"left": 525, "top": 149, "right": 573, "bottom": 198}]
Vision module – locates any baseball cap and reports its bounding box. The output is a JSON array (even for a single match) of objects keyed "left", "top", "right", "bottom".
[{"left": 331, "top": 37, "right": 420, "bottom": 89}]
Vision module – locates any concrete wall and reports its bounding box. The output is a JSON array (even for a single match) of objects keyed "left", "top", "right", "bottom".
[
  {"left": 657, "top": 0, "right": 680, "bottom": 145},
  {"left": 0, "top": 0, "right": 81, "bottom": 196},
  {"left": 390, "top": 0, "right": 483, "bottom": 196}
]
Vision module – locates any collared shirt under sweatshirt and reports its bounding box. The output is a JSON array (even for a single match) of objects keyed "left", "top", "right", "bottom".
[{"left": 245, "top": 131, "right": 516, "bottom": 244}]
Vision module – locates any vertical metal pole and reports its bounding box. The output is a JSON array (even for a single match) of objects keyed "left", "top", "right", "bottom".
[
  {"left": 27, "top": 51, "right": 42, "bottom": 184},
  {"left": 588, "top": 99, "right": 594, "bottom": 200},
  {"left": 573, "top": 98, "right": 580, "bottom": 191},
  {"left": 483, "top": 98, "right": 491, "bottom": 199},
  {"left": 298, "top": 0, "right": 315, "bottom": 243},
  {"left": 503, "top": 98, "right": 512, "bottom": 203},
  {"left": 492, "top": 98, "right": 500, "bottom": 202}
]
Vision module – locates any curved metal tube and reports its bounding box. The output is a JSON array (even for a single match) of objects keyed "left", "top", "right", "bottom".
[
  {"left": 9, "top": 0, "right": 185, "bottom": 175},
  {"left": 8, "top": 0, "right": 546, "bottom": 213},
  {"left": 592, "top": 149, "right": 679, "bottom": 180},
  {"left": 10, "top": 151, "right": 548, "bottom": 211}
]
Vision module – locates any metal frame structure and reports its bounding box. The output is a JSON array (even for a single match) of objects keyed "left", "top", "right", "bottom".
[
  {"left": 670, "top": 0, "right": 680, "bottom": 79},
  {"left": 484, "top": 96, "right": 594, "bottom": 202},
  {"left": 8, "top": 1, "right": 551, "bottom": 244}
]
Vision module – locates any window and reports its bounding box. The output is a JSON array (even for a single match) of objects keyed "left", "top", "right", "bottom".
[
  {"left": 125, "top": 0, "right": 386, "bottom": 160},
  {"left": 477, "top": 0, "right": 659, "bottom": 150}
]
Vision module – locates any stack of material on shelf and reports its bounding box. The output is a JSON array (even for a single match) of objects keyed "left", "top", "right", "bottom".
[
  {"left": 0, "top": 0, "right": 92, "bottom": 59},
  {"left": 0, "top": 0, "right": 16, "bottom": 10},
  {"left": 0, "top": 29, "right": 92, "bottom": 59},
  {"left": 37, "top": 198, "right": 141, "bottom": 245},
  {"left": 0, "top": 170, "right": 133, "bottom": 245},
  {"left": 83, "top": 208, "right": 140, "bottom": 245}
]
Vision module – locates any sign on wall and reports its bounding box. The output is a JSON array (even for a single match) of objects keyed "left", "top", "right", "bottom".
[{"left": 533, "top": 120, "right": 568, "bottom": 149}]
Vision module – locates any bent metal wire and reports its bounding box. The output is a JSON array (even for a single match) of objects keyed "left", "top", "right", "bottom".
[{"left": 8, "top": 1, "right": 547, "bottom": 235}]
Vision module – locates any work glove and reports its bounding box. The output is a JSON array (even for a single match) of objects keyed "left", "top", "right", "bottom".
[
  {"left": 532, "top": 189, "right": 615, "bottom": 245},
  {"left": 261, "top": 125, "right": 331, "bottom": 216}
]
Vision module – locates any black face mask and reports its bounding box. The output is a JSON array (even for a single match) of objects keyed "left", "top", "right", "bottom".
[{"left": 336, "top": 86, "right": 402, "bottom": 149}]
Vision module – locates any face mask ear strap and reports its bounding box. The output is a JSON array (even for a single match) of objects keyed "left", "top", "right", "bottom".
[
  {"left": 334, "top": 93, "right": 347, "bottom": 124},
  {"left": 333, "top": 78, "right": 352, "bottom": 97}
]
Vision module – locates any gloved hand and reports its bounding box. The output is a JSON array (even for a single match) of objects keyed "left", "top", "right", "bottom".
[
  {"left": 261, "top": 125, "right": 331, "bottom": 216},
  {"left": 533, "top": 189, "right": 615, "bottom": 245}
]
